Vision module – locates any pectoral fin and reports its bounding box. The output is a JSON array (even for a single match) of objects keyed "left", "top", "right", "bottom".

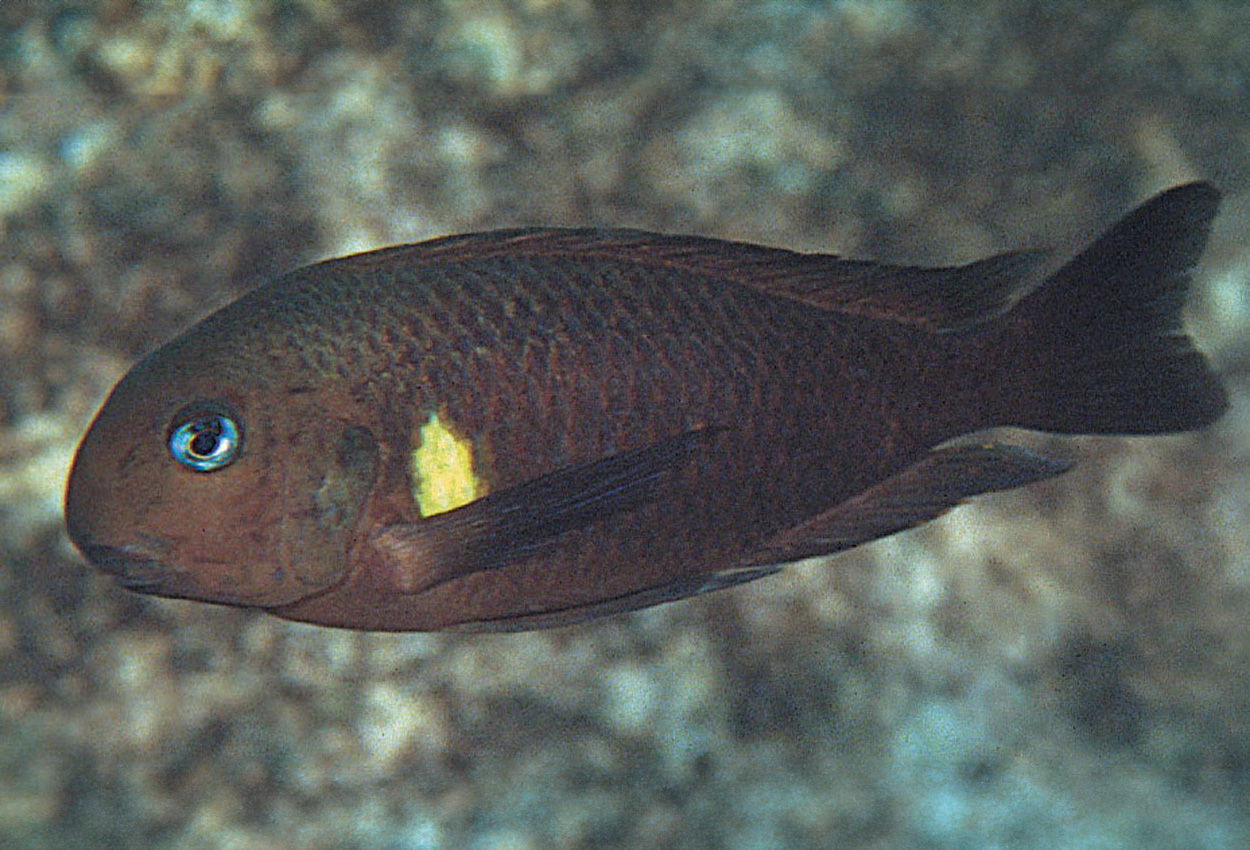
[
  {"left": 450, "top": 444, "right": 1067, "bottom": 630},
  {"left": 738, "top": 443, "right": 1072, "bottom": 569},
  {"left": 372, "top": 427, "right": 720, "bottom": 595}
]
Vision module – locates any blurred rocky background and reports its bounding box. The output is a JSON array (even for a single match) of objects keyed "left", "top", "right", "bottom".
[{"left": 2, "top": 1, "right": 1250, "bottom": 848}]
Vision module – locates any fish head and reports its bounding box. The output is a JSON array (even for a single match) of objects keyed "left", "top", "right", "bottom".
[{"left": 65, "top": 331, "right": 379, "bottom": 610}]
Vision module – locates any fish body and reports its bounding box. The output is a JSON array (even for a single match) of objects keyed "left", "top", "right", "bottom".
[{"left": 64, "top": 184, "right": 1228, "bottom": 631}]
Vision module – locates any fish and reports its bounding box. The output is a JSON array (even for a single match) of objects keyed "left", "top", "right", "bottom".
[{"left": 64, "top": 183, "right": 1228, "bottom": 632}]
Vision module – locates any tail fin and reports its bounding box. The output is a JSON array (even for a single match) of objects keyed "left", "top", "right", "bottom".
[{"left": 987, "top": 182, "right": 1228, "bottom": 435}]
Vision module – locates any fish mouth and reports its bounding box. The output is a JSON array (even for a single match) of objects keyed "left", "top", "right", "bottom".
[{"left": 80, "top": 543, "right": 172, "bottom": 594}]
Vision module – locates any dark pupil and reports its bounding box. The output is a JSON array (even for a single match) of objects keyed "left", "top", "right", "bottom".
[{"left": 188, "top": 419, "right": 222, "bottom": 457}]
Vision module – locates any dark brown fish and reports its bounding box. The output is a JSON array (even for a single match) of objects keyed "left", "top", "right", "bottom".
[{"left": 64, "top": 184, "right": 1228, "bottom": 631}]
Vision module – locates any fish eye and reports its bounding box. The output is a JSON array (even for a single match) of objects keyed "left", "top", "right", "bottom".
[{"left": 167, "top": 405, "right": 242, "bottom": 472}]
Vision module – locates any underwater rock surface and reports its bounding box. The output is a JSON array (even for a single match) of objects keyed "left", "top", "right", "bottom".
[{"left": 2, "top": 1, "right": 1250, "bottom": 848}]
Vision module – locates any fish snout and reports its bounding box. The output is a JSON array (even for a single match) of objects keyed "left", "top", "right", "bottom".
[{"left": 78, "top": 542, "right": 171, "bottom": 594}]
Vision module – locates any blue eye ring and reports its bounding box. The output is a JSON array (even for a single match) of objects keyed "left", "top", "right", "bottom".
[{"left": 167, "top": 405, "right": 242, "bottom": 472}]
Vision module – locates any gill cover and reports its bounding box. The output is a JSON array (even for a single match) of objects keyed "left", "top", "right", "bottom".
[
  {"left": 215, "top": 419, "right": 379, "bottom": 606},
  {"left": 283, "top": 423, "right": 380, "bottom": 595}
]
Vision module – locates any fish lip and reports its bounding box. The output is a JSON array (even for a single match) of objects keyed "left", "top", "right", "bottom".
[{"left": 80, "top": 543, "right": 171, "bottom": 593}]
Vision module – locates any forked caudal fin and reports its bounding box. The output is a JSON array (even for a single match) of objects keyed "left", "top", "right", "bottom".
[{"left": 984, "top": 182, "right": 1228, "bottom": 435}]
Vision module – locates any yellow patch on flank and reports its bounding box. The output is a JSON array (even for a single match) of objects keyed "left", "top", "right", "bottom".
[{"left": 409, "top": 411, "right": 487, "bottom": 516}]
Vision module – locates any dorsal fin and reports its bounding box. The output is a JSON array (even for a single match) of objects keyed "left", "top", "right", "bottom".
[{"left": 320, "top": 227, "right": 1050, "bottom": 332}]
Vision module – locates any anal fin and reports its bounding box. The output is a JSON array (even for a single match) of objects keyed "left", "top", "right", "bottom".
[{"left": 738, "top": 443, "right": 1072, "bottom": 569}]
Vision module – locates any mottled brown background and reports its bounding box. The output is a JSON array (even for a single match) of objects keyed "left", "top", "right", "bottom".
[{"left": 2, "top": 2, "right": 1249, "bottom": 848}]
